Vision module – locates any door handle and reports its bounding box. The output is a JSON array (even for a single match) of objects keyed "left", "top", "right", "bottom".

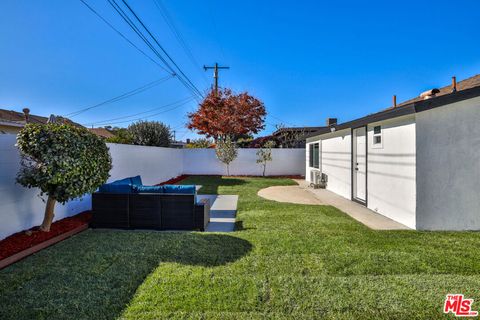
[{"left": 355, "top": 168, "right": 359, "bottom": 171}]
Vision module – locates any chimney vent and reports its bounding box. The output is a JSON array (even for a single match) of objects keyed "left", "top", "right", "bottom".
[
  {"left": 326, "top": 118, "right": 337, "bottom": 127},
  {"left": 393, "top": 95, "right": 397, "bottom": 108},
  {"left": 22, "top": 108, "right": 30, "bottom": 123},
  {"left": 420, "top": 88, "right": 440, "bottom": 100},
  {"left": 452, "top": 76, "right": 457, "bottom": 93}
]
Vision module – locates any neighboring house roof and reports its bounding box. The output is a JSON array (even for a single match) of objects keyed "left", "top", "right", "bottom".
[
  {"left": 272, "top": 126, "right": 327, "bottom": 136},
  {"left": 88, "top": 128, "right": 114, "bottom": 139},
  {"left": 306, "top": 74, "right": 480, "bottom": 138},
  {"left": 170, "top": 140, "right": 187, "bottom": 147},
  {"left": 0, "top": 109, "right": 48, "bottom": 125},
  {"left": 0, "top": 108, "right": 82, "bottom": 128}
]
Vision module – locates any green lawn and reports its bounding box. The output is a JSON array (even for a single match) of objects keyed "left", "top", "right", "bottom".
[{"left": 1, "top": 176, "right": 480, "bottom": 319}]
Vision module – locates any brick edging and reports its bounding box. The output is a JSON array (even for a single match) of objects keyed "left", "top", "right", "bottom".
[{"left": 0, "top": 224, "right": 88, "bottom": 270}]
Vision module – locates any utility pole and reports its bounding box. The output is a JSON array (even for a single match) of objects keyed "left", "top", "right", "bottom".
[{"left": 204, "top": 62, "right": 229, "bottom": 96}]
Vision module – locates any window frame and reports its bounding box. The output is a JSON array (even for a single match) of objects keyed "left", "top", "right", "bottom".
[
  {"left": 372, "top": 125, "right": 383, "bottom": 149},
  {"left": 309, "top": 143, "right": 320, "bottom": 168}
]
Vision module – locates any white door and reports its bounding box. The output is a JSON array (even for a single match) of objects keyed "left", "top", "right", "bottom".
[{"left": 353, "top": 127, "right": 367, "bottom": 203}]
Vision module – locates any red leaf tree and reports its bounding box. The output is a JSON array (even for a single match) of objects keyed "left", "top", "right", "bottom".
[{"left": 187, "top": 88, "right": 266, "bottom": 140}]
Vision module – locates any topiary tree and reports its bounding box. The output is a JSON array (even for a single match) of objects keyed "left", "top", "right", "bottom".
[
  {"left": 16, "top": 123, "right": 112, "bottom": 232},
  {"left": 256, "top": 140, "right": 275, "bottom": 176},
  {"left": 215, "top": 136, "right": 238, "bottom": 176},
  {"left": 128, "top": 120, "right": 172, "bottom": 147}
]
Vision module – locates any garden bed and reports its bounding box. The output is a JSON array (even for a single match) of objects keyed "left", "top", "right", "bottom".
[
  {"left": 0, "top": 212, "right": 91, "bottom": 269},
  {"left": 157, "top": 174, "right": 188, "bottom": 185}
]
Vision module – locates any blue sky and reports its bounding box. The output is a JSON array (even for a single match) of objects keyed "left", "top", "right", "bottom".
[{"left": 1, "top": 0, "right": 479, "bottom": 140}]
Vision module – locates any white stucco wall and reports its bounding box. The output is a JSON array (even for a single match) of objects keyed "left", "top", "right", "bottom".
[
  {"left": 0, "top": 135, "right": 91, "bottom": 240},
  {"left": 107, "top": 143, "right": 183, "bottom": 185},
  {"left": 307, "top": 129, "right": 352, "bottom": 199},
  {"left": 366, "top": 116, "right": 416, "bottom": 229},
  {"left": 0, "top": 138, "right": 304, "bottom": 240},
  {"left": 183, "top": 148, "right": 305, "bottom": 176},
  {"left": 416, "top": 96, "right": 480, "bottom": 230}
]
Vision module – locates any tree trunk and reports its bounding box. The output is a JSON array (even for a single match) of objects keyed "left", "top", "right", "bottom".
[
  {"left": 40, "top": 195, "right": 56, "bottom": 232},
  {"left": 263, "top": 164, "right": 266, "bottom": 177},
  {"left": 226, "top": 164, "right": 230, "bottom": 176}
]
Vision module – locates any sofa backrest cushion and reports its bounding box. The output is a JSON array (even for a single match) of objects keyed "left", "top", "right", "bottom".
[
  {"left": 98, "top": 176, "right": 142, "bottom": 193},
  {"left": 163, "top": 185, "right": 196, "bottom": 194},
  {"left": 112, "top": 177, "right": 132, "bottom": 185},
  {"left": 132, "top": 185, "right": 164, "bottom": 193},
  {"left": 130, "top": 175, "right": 143, "bottom": 186},
  {"left": 98, "top": 183, "right": 133, "bottom": 193}
]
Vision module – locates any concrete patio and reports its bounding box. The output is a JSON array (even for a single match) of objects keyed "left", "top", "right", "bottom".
[
  {"left": 258, "top": 180, "right": 410, "bottom": 230},
  {"left": 197, "top": 195, "right": 238, "bottom": 232}
]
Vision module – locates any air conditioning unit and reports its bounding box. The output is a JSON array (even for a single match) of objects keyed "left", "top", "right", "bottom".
[{"left": 310, "top": 171, "right": 327, "bottom": 189}]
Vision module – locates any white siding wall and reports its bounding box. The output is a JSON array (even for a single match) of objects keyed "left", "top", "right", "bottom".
[
  {"left": 367, "top": 116, "right": 416, "bottom": 229},
  {"left": 183, "top": 148, "right": 305, "bottom": 176},
  {"left": 416, "top": 96, "right": 480, "bottom": 230}
]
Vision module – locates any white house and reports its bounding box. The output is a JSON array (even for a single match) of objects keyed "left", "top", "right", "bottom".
[{"left": 306, "top": 74, "right": 480, "bottom": 230}]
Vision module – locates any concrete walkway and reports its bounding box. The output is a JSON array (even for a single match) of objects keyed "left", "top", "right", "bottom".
[
  {"left": 258, "top": 180, "right": 410, "bottom": 230},
  {"left": 197, "top": 195, "right": 238, "bottom": 232}
]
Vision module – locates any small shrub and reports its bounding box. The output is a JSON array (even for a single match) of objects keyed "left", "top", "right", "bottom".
[
  {"left": 128, "top": 120, "right": 172, "bottom": 147},
  {"left": 256, "top": 140, "right": 275, "bottom": 176},
  {"left": 215, "top": 137, "right": 238, "bottom": 176},
  {"left": 106, "top": 127, "right": 133, "bottom": 144},
  {"left": 186, "top": 138, "right": 213, "bottom": 148}
]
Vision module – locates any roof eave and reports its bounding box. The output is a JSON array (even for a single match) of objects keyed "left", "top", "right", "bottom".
[{"left": 305, "top": 86, "right": 480, "bottom": 139}]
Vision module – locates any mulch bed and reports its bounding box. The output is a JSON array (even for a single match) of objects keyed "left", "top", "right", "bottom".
[
  {"left": 157, "top": 175, "right": 188, "bottom": 185},
  {"left": 0, "top": 212, "right": 91, "bottom": 261}
]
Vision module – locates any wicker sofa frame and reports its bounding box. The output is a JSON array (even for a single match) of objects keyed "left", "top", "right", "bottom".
[{"left": 91, "top": 192, "right": 209, "bottom": 231}]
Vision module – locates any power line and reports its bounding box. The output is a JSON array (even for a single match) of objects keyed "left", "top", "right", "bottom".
[
  {"left": 120, "top": 0, "right": 203, "bottom": 98},
  {"left": 87, "top": 97, "right": 194, "bottom": 126},
  {"left": 64, "top": 75, "right": 173, "bottom": 118},
  {"left": 269, "top": 114, "right": 299, "bottom": 127},
  {"left": 206, "top": 0, "right": 227, "bottom": 62},
  {"left": 106, "top": 0, "right": 200, "bottom": 99},
  {"left": 109, "top": 0, "right": 204, "bottom": 99},
  {"left": 83, "top": 96, "right": 194, "bottom": 126},
  {"left": 78, "top": 0, "right": 172, "bottom": 74},
  {"left": 152, "top": 0, "right": 208, "bottom": 84}
]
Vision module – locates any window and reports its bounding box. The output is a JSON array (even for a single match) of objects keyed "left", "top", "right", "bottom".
[
  {"left": 372, "top": 125, "right": 382, "bottom": 148},
  {"left": 309, "top": 143, "right": 319, "bottom": 168}
]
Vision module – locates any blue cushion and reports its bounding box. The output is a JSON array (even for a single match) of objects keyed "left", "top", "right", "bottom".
[
  {"left": 99, "top": 183, "right": 133, "bottom": 193},
  {"left": 130, "top": 175, "right": 143, "bottom": 186},
  {"left": 162, "top": 185, "right": 196, "bottom": 194},
  {"left": 132, "top": 185, "right": 164, "bottom": 193},
  {"left": 112, "top": 177, "right": 132, "bottom": 185}
]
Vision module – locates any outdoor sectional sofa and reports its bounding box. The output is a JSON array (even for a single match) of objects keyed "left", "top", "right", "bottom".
[{"left": 91, "top": 176, "right": 209, "bottom": 231}]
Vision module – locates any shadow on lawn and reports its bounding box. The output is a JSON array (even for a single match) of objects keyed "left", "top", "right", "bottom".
[
  {"left": 148, "top": 232, "right": 253, "bottom": 266},
  {"left": 0, "top": 231, "right": 252, "bottom": 320}
]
